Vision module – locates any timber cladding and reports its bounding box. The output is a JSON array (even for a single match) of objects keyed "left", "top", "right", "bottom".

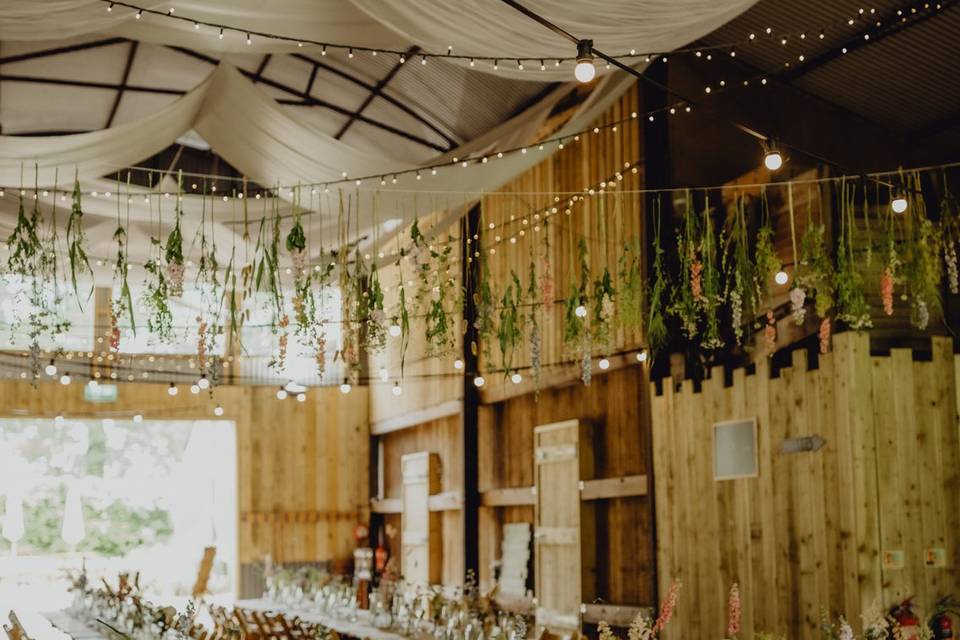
[
  {"left": 478, "top": 365, "right": 656, "bottom": 610},
  {"left": 650, "top": 332, "right": 960, "bottom": 640}
]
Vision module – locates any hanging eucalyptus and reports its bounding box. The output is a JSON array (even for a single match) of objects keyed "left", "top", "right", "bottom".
[
  {"left": 834, "top": 180, "right": 872, "bottom": 330},
  {"left": 646, "top": 197, "right": 668, "bottom": 351},
  {"left": 497, "top": 270, "right": 523, "bottom": 377},
  {"left": 165, "top": 172, "right": 186, "bottom": 297},
  {"left": 66, "top": 174, "right": 93, "bottom": 305}
]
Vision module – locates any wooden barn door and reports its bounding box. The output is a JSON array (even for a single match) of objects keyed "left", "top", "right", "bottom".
[
  {"left": 533, "top": 420, "right": 593, "bottom": 634},
  {"left": 401, "top": 452, "right": 441, "bottom": 586}
]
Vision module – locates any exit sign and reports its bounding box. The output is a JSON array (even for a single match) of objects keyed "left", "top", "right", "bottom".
[{"left": 84, "top": 384, "right": 118, "bottom": 403}]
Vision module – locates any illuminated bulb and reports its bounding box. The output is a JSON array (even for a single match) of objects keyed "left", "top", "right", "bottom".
[
  {"left": 891, "top": 194, "right": 908, "bottom": 214},
  {"left": 763, "top": 149, "right": 784, "bottom": 171},
  {"left": 575, "top": 305, "right": 588, "bottom": 318},
  {"left": 510, "top": 372, "right": 522, "bottom": 384},
  {"left": 774, "top": 270, "right": 789, "bottom": 285},
  {"left": 88, "top": 379, "right": 98, "bottom": 388},
  {"left": 190, "top": 384, "right": 201, "bottom": 394},
  {"left": 574, "top": 40, "right": 596, "bottom": 83},
  {"left": 453, "top": 359, "right": 464, "bottom": 370},
  {"left": 392, "top": 382, "right": 403, "bottom": 396},
  {"left": 133, "top": 413, "right": 143, "bottom": 423},
  {"left": 473, "top": 375, "right": 485, "bottom": 388},
  {"left": 198, "top": 376, "right": 210, "bottom": 389},
  {"left": 296, "top": 392, "right": 306, "bottom": 402},
  {"left": 276, "top": 388, "right": 288, "bottom": 400},
  {"left": 340, "top": 380, "right": 352, "bottom": 394},
  {"left": 598, "top": 358, "right": 610, "bottom": 370},
  {"left": 388, "top": 324, "right": 402, "bottom": 337},
  {"left": 60, "top": 374, "right": 71, "bottom": 385},
  {"left": 55, "top": 415, "right": 65, "bottom": 426},
  {"left": 45, "top": 360, "right": 57, "bottom": 376},
  {"left": 637, "top": 351, "right": 648, "bottom": 363},
  {"left": 214, "top": 405, "right": 224, "bottom": 416},
  {"left": 168, "top": 383, "right": 178, "bottom": 396}
]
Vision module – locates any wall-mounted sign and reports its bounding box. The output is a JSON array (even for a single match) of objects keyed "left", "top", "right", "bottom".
[
  {"left": 924, "top": 548, "right": 947, "bottom": 568},
  {"left": 714, "top": 418, "right": 758, "bottom": 480},
  {"left": 882, "top": 549, "right": 905, "bottom": 570},
  {"left": 84, "top": 384, "right": 117, "bottom": 403}
]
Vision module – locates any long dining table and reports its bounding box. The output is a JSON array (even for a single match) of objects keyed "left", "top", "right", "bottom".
[{"left": 234, "top": 599, "right": 409, "bottom": 640}]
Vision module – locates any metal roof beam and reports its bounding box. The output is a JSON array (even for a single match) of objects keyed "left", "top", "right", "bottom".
[
  {"left": 335, "top": 45, "right": 419, "bottom": 140},
  {"left": 105, "top": 41, "right": 140, "bottom": 129}
]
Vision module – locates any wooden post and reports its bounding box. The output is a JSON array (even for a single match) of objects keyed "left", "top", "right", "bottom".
[{"left": 461, "top": 203, "right": 481, "bottom": 580}]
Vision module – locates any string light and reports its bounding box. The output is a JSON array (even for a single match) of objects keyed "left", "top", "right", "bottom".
[
  {"left": 296, "top": 392, "right": 306, "bottom": 402},
  {"left": 510, "top": 372, "right": 522, "bottom": 384},
  {"left": 453, "top": 359, "right": 464, "bottom": 370},
  {"left": 891, "top": 192, "right": 909, "bottom": 213},
  {"left": 774, "top": 270, "right": 789, "bottom": 285},
  {"left": 45, "top": 360, "right": 57, "bottom": 376},
  {"left": 763, "top": 144, "right": 785, "bottom": 171},
  {"left": 637, "top": 351, "right": 648, "bottom": 363},
  {"left": 214, "top": 404, "right": 224, "bottom": 416},
  {"left": 392, "top": 382, "right": 403, "bottom": 396},
  {"left": 276, "top": 387, "right": 288, "bottom": 400},
  {"left": 598, "top": 358, "right": 610, "bottom": 370},
  {"left": 133, "top": 413, "right": 143, "bottom": 423},
  {"left": 473, "top": 375, "right": 485, "bottom": 388},
  {"left": 190, "top": 383, "right": 201, "bottom": 394},
  {"left": 59, "top": 373, "right": 71, "bottom": 385},
  {"left": 388, "top": 323, "right": 402, "bottom": 337},
  {"left": 167, "top": 382, "right": 178, "bottom": 396}
]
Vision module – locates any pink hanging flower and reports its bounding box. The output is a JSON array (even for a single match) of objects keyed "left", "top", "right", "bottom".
[
  {"left": 196, "top": 315, "right": 208, "bottom": 369},
  {"left": 819, "top": 316, "right": 831, "bottom": 354},
  {"left": 690, "top": 260, "right": 703, "bottom": 300},
  {"left": 276, "top": 314, "right": 289, "bottom": 371},
  {"left": 764, "top": 311, "right": 776, "bottom": 355},
  {"left": 652, "top": 581, "right": 681, "bottom": 636},
  {"left": 109, "top": 307, "right": 121, "bottom": 352},
  {"left": 726, "top": 583, "right": 741, "bottom": 638},
  {"left": 880, "top": 266, "right": 894, "bottom": 316}
]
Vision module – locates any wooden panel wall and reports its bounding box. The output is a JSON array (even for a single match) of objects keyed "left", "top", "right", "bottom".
[
  {"left": 478, "top": 364, "right": 655, "bottom": 607},
  {"left": 379, "top": 414, "right": 464, "bottom": 585},
  {"left": 479, "top": 83, "right": 644, "bottom": 395},
  {"left": 0, "top": 380, "right": 369, "bottom": 572},
  {"left": 650, "top": 333, "right": 960, "bottom": 640}
]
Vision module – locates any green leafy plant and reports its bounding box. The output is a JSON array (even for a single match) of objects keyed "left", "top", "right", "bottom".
[
  {"left": 497, "top": 270, "right": 523, "bottom": 376},
  {"left": 835, "top": 182, "right": 872, "bottom": 330},
  {"left": 617, "top": 241, "right": 643, "bottom": 332},
  {"left": 66, "top": 176, "right": 93, "bottom": 305},
  {"left": 646, "top": 197, "right": 668, "bottom": 351}
]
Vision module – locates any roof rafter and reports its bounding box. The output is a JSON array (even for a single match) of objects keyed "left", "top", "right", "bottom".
[
  {"left": 335, "top": 45, "right": 420, "bottom": 140},
  {"left": 105, "top": 41, "right": 140, "bottom": 129},
  {"left": 0, "top": 37, "right": 128, "bottom": 65}
]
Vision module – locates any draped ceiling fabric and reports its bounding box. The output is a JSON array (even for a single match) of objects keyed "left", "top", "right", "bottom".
[
  {"left": 0, "top": 0, "right": 758, "bottom": 79},
  {"left": 0, "top": 0, "right": 758, "bottom": 264}
]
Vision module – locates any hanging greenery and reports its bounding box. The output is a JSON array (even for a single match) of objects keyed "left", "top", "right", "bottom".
[
  {"left": 497, "top": 270, "right": 523, "bottom": 376},
  {"left": 563, "top": 239, "right": 590, "bottom": 352},
  {"left": 834, "top": 181, "right": 872, "bottom": 330},
  {"left": 753, "top": 190, "right": 781, "bottom": 297},
  {"left": 903, "top": 175, "right": 942, "bottom": 330},
  {"left": 725, "top": 193, "right": 759, "bottom": 344},
  {"left": 7, "top": 191, "right": 40, "bottom": 278},
  {"left": 699, "top": 194, "right": 725, "bottom": 349},
  {"left": 66, "top": 175, "right": 93, "bottom": 305},
  {"left": 669, "top": 191, "right": 700, "bottom": 338},
  {"left": 164, "top": 173, "right": 186, "bottom": 297},
  {"left": 526, "top": 258, "right": 542, "bottom": 389},
  {"left": 617, "top": 240, "right": 643, "bottom": 332},
  {"left": 111, "top": 177, "right": 135, "bottom": 343},
  {"left": 646, "top": 197, "right": 668, "bottom": 351}
]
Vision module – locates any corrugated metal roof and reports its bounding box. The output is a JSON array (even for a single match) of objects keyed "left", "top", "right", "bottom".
[{"left": 699, "top": 0, "right": 960, "bottom": 136}]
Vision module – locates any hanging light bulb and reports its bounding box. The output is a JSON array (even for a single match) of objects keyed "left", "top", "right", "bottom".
[
  {"left": 133, "top": 413, "right": 143, "bottom": 423},
  {"left": 190, "top": 384, "right": 201, "bottom": 395},
  {"left": 891, "top": 192, "right": 908, "bottom": 214},
  {"left": 574, "top": 39, "right": 596, "bottom": 83},
  {"left": 168, "top": 382, "right": 178, "bottom": 396},
  {"left": 60, "top": 373, "right": 71, "bottom": 385},
  {"left": 763, "top": 142, "right": 784, "bottom": 171},
  {"left": 636, "top": 351, "right": 648, "bottom": 363},
  {"left": 197, "top": 375, "right": 210, "bottom": 390},
  {"left": 774, "top": 270, "right": 789, "bottom": 285},
  {"left": 510, "top": 372, "right": 522, "bottom": 384},
  {"left": 598, "top": 358, "right": 610, "bottom": 370},
  {"left": 276, "top": 387, "right": 288, "bottom": 400},
  {"left": 296, "top": 393, "right": 306, "bottom": 403},
  {"left": 388, "top": 323, "right": 402, "bottom": 337},
  {"left": 213, "top": 404, "right": 224, "bottom": 416},
  {"left": 473, "top": 375, "right": 485, "bottom": 388},
  {"left": 340, "top": 379, "right": 352, "bottom": 394},
  {"left": 88, "top": 379, "right": 98, "bottom": 388},
  {"left": 575, "top": 304, "right": 588, "bottom": 318},
  {"left": 392, "top": 382, "right": 403, "bottom": 396},
  {"left": 453, "top": 359, "right": 464, "bottom": 370},
  {"left": 45, "top": 360, "right": 57, "bottom": 376}
]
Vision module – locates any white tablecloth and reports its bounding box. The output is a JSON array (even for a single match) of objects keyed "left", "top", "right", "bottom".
[{"left": 235, "top": 599, "right": 408, "bottom": 640}]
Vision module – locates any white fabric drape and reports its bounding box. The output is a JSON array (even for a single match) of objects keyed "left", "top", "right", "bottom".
[{"left": 0, "top": 0, "right": 757, "bottom": 80}]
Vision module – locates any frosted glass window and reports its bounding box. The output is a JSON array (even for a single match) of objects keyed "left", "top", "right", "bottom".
[{"left": 714, "top": 418, "right": 758, "bottom": 480}]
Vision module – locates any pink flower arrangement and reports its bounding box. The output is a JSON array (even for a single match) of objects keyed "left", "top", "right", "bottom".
[
  {"left": 690, "top": 260, "right": 703, "bottom": 300},
  {"left": 726, "top": 582, "right": 741, "bottom": 638},
  {"left": 651, "top": 581, "right": 682, "bottom": 636},
  {"left": 880, "top": 266, "right": 894, "bottom": 316},
  {"left": 764, "top": 311, "right": 776, "bottom": 355},
  {"left": 819, "top": 316, "right": 831, "bottom": 354}
]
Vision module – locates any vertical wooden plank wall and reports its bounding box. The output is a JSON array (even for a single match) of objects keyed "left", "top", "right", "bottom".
[
  {"left": 0, "top": 381, "right": 369, "bottom": 576},
  {"left": 478, "top": 364, "right": 655, "bottom": 608},
  {"left": 650, "top": 333, "right": 960, "bottom": 640}
]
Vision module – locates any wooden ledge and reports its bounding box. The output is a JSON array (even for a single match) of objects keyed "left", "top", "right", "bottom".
[{"left": 370, "top": 399, "right": 462, "bottom": 436}]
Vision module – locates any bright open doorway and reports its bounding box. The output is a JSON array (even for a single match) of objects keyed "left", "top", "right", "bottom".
[{"left": 0, "top": 417, "right": 237, "bottom": 614}]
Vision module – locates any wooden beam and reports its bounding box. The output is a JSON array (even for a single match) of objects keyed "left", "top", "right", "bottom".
[
  {"left": 480, "top": 486, "right": 536, "bottom": 507},
  {"left": 581, "top": 603, "right": 652, "bottom": 627},
  {"left": 580, "top": 475, "right": 648, "bottom": 500},
  {"left": 0, "top": 74, "right": 184, "bottom": 95},
  {"left": 292, "top": 51, "right": 456, "bottom": 149},
  {"left": 428, "top": 491, "right": 463, "bottom": 511},
  {"left": 370, "top": 497, "right": 401, "bottom": 514},
  {"left": 369, "top": 399, "right": 462, "bottom": 435},
  {"left": 165, "top": 46, "right": 448, "bottom": 153},
  {"left": 252, "top": 54, "right": 272, "bottom": 83},
  {"left": 0, "top": 37, "right": 128, "bottom": 65},
  {"left": 335, "top": 46, "right": 419, "bottom": 140},
  {"left": 479, "top": 352, "right": 644, "bottom": 404},
  {"left": 461, "top": 203, "right": 482, "bottom": 580},
  {"left": 105, "top": 41, "right": 139, "bottom": 129}
]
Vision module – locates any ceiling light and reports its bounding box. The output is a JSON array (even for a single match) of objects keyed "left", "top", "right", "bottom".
[
  {"left": 763, "top": 146, "right": 784, "bottom": 171},
  {"left": 213, "top": 405, "right": 224, "bottom": 416},
  {"left": 340, "top": 379, "right": 352, "bottom": 394},
  {"left": 45, "top": 360, "right": 57, "bottom": 376},
  {"left": 891, "top": 192, "right": 908, "bottom": 214},
  {"left": 168, "top": 383, "right": 178, "bottom": 396}
]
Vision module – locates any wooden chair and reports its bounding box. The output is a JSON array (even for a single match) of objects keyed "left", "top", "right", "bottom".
[
  {"left": 5, "top": 612, "right": 30, "bottom": 640},
  {"left": 231, "top": 608, "right": 263, "bottom": 640}
]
